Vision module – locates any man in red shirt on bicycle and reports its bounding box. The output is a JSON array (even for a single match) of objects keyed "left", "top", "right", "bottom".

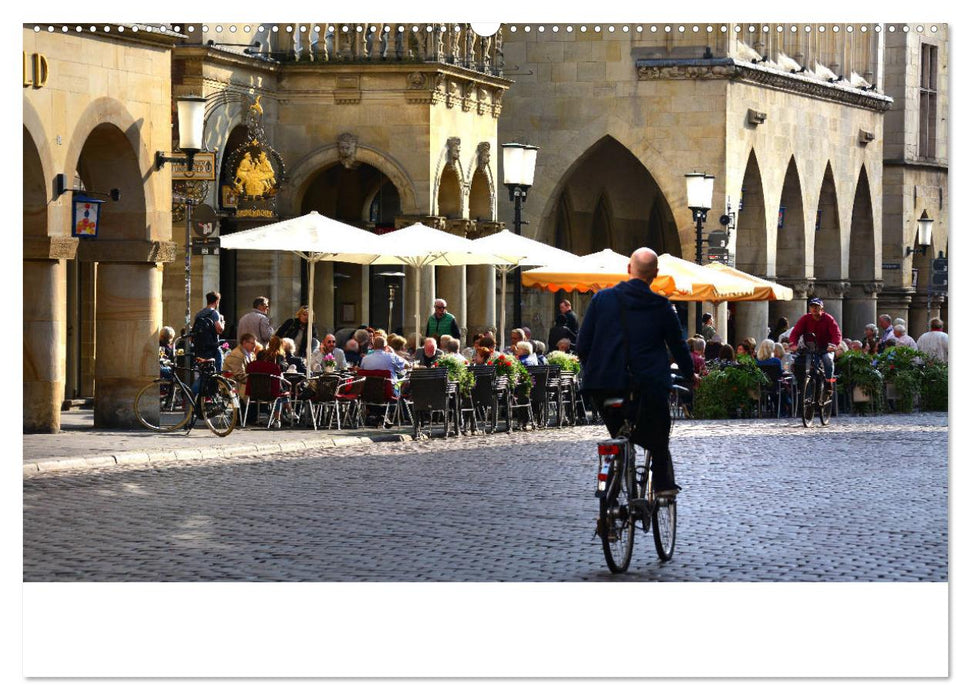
[{"left": 788, "top": 298, "right": 842, "bottom": 402}]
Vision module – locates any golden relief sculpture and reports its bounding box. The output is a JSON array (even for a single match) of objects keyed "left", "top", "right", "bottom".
[{"left": 233, "top": 144, "right": 277, "bottom": 198}]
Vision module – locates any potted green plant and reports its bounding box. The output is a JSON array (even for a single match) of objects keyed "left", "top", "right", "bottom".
[
  {"left": 488, "top": 352, "right": 530, "bottom": 389},
  {"left": 432, "top": 355, "right": 476, "bottom": 397},
  {"left": 920, "top": 360, "right": 948, "bottom": 412},
  {"left": 692, "top": 356, "right": 768, "bottom": 419},
  {"left": 836, "top": 350, "right": 884, "bottom": 412},
  {"left": 545, "top": 350, "right": 581, "bottom": 375},
  {"left": 875, "top": 346, "right": 924, "bottom": 413}
]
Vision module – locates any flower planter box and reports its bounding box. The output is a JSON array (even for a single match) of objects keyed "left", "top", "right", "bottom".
[
  {"left": 852, "top": 386, "right": 874, "bottom": 403},
  {"left": 885, "top": 382, "right": 899, "bottom": 400}
]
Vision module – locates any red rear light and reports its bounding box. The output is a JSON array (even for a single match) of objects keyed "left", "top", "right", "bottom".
[{"left": 598, "top": 444, "right": 620, "bottom": 455}]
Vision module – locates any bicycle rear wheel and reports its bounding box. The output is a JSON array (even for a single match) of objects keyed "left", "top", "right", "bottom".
[
  {"left": 801, "top": 376, "right": 816, "bottom": 427},
  {"left": 652, "top": 496, "right": 677, "bottom": 561},
  {"left": 599, "top": 449, "right": 635, "bottom": 573},
  {"left": 201, "top": 375, "right": 239, "bottom": 437},
  {"left": 134, "top": 379, "right": 193, "bottom": 432}
]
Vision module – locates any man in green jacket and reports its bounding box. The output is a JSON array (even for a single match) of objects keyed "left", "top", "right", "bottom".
[{"left": 425, "top": 298, "right": 461, "bottom": 344}]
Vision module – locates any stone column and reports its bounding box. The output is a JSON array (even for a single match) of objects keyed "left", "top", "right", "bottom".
[
  {"left": 436, "top": 265, "right": 466, "bottom": 339},
  {"left": 437, "top": 219, "right": 472, "bottom": 341},
  {"left": 94, "top": 262, "right": 165, "bottom": 428},
  {"left": 23, "top": 256, "right": 69, "bottom": 432},
  {"left": 732, "top": 300, "right": 769, "bottom": 343},
  {"left": 816, "top": 280, "right": 851, "bottom": 331},
  {"left": 877, "top": 288, "right": 914, "bottom": 330},
  {"left": 844, "top": 281, "right": 882, "bottom": 340},
  {"left": 908, "top": 292, "right": 945, "bottom": 336},
  {"left": 466, "top": 264, "right": 495, "bottom": 337},
  {"left": 714, "top": 301, "right": 728, "bottom": 343},
  {"left": 770, "top": 279, "right": 813, "bottom": 331}
]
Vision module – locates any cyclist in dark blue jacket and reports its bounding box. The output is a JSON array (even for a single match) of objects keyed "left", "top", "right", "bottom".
[{"left": 577, "top": 248, "right": 697, "bottom": 496}]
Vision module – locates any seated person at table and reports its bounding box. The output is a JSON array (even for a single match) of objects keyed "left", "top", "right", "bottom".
[
  {"left": 736, "top": 336, "right": 757, "bottom": 358},
  {"left": 360, "top": 335, "right": 410, "bottom": 381},
  {"left": 311, "top": 334, "right": 347, "bottom": 372},
  {"left": 159, "top": 326, "right": 176, "bottom": 379},
  {"left": 441, "top": 336, "right": 467, "bottom": 363},
  {"left": 515, "top": 340, "right": 539, "bottom": 366},
  {"left": 258, "top": 336, "right": 289, "bottom": 373},
  {"left": 223, "top": 333, "right": 258, "bottom": 396},
  {"left": 773, "top": 342, "right": 790, "bottom": 372},
  {"left": 388, "top": 334, "right": 412, "bottom": 362},
  {"left": 507, "top": 328, "right": 527, "bottom": 354},
  {"left": 689, "top": 337, "right": 708, "bottom": 377},
  {"left": 554, "top": 337, "right": 573, "bottom": 354},
  {"left": 531, "top": 340, "right": 549, "bottom": 364},
  {"left": 416, "top": 337, "right": 444, "bottom": 368},
  {"left": 473, "top": 336, "right": 499, "bottom": 365},
  {"left": 756, "top": 339, "right": 783, "bottom": 372},
  {"left": 353, "top": 328, "right": 372, "bottom": 356},
  {"left": 343, "top": 338, "right": 362, "bottom": 367},
  {"left": 280, "top": 337, "right": 308, "bottom": 375},
  {"left": 715, "top": 344, "right": 737, "bottom": 369}
]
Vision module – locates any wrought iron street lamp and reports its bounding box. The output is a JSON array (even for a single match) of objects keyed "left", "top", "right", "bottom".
[
  {"left": 155, "top": 95, "right": 209, "bottom": 334},
  {"left": 155, "top": 95, "right": 207, "bottom": 172},
  {"left": 502, "top": 142, "right": 539, "bottom": 330},
  {"left": 906, "top": 209, "right": 934, "bottom": 257},
  {"left": 685, "top": 171, "right": 715, "bottom": 334}
]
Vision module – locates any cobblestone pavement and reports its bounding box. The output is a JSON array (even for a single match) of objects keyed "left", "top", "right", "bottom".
[{"left": 23, "top": 413, "right": 948, "bottom": 582}]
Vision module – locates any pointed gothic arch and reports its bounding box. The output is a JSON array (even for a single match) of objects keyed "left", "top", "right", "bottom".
[
  {"left": 849, "top": 166, "right": 876, "bottom": 281},
  {"left": 544, "top": 135, "right": 679, "bottom": 257},
  {"left": 776, "top": 157, "right": 806, "bottom": 279},
  {"left": 736, "top": 149, "right": 768, "bottom": 275},
  {"left": 814, "top": 162, "right": 842, "bottom": 281}
]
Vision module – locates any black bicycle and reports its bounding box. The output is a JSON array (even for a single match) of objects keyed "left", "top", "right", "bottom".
[
  {"left": 595, "top": 396, "right": 676, "bottom": 573},
  {"left": 798, "top": 341, "right": 835, "bottom": 428},
  {"left": 134, "top": 355, "right": 239, "bottom": 436}
]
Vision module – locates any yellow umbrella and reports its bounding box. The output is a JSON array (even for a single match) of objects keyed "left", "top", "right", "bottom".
[
  {"left": 521, "top": 250, "right": 755, "bottom": 301},
  {"left": 704, "top": 262, "right": 794, "bottom": 301}
]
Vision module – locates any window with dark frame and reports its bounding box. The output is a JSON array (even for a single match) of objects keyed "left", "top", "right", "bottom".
[{"left": 918, "top": 43, "right": 938, "bottom": 160}]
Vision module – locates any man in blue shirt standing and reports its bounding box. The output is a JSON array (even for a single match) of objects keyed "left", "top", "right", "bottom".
[{"left": 577, "top": 248, "right": 697, "bottom": 497}]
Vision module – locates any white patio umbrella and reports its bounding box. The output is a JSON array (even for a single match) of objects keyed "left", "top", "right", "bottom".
[
  {"left": 470, "top": 229, "right": 581, "bottom": 349},
  {"left": 218, "top": 211, "right": 383, "bottom": 375},
  {"left": 366, "top": 223, "right": 509, "bottom": 342}
]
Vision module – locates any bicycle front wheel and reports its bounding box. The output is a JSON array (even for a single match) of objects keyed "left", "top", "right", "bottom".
[
  {"left": 801, "top": 377, "right": 816, "bottom": 427},
  {"left": 652, "top": 497, "right": 677, "bottom": 561},
  {"left": 819, "top": 380, "right": 833, "bottom": 426},
  {"left": 201, "top": 375, "right": 239, "bottom": 437},
  {"left": 134, "top": 379, "right": 193, "bottom": 432},
  {"left": 599, "top": 454, "right": 635, "bottom": 573}
]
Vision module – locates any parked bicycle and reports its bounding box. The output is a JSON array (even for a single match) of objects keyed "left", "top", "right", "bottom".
[
  {"left": 134, "top": 354, "right": 239, "bottom": 436},
  {"left": 798, "top": 340, "right": 835, "bottom": 428},
  {"left": 595, "top": 395, "right": 676, "bottom": 573}
]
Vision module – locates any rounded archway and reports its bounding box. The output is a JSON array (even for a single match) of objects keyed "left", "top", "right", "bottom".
[
  {"left": 75, "top": 123, "right": 146, "bottom": 240},
  {"left": 300, "top": 163, "right": 405, "bottom": 333},
  {"left": 437, "top": 164, "right": 462, "bottom": 218}
]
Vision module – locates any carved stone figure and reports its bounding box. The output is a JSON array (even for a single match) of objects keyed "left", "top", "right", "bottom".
[
  {"left": 446, "top": 137, "right": 461, "bottom": 167},
  {"left": 338, "top": 132, "right": 359, "bottom": 169},
  {"left": 476, "top": 142, "right": 491, "bottom": 171}
]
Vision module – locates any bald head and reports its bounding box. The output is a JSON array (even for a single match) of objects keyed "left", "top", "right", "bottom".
[{"left": 628, "top": 247, "right": 659, "bottom": 282}]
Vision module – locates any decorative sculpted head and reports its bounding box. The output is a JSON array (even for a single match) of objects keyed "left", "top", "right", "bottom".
[{"left": 338, "top": 133, "right": 359, "bottom": 169}]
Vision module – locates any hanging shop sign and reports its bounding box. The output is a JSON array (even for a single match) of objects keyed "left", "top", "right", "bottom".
[{"left": 223, "top": 95, "right": 285, "bottom": 220}]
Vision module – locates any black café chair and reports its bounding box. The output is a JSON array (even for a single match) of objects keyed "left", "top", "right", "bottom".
[
  {"left": 468, "top": 365, "right": 498, "bottom": 433},
  {"left": 407, "top": 367, "right": 455, "bottom": 439}
]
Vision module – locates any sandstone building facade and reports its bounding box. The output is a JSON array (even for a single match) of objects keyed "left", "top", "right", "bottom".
[{"left": 22, "top": 22, "right": 948, "bottom": 431}]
